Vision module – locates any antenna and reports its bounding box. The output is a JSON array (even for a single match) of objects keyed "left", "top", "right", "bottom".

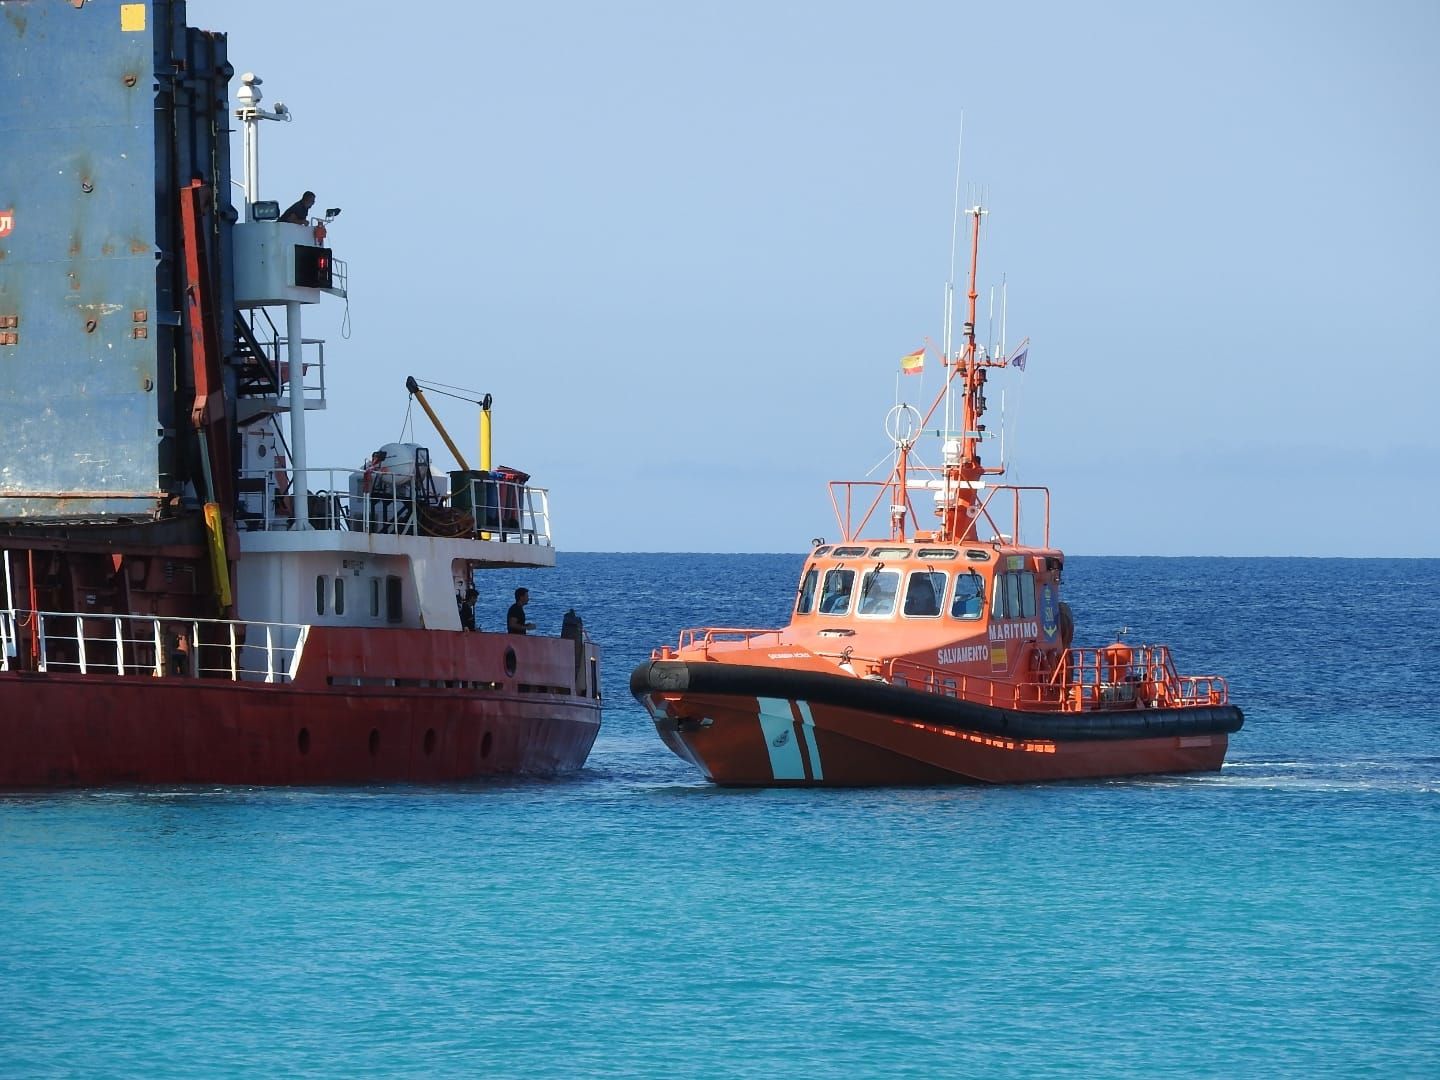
[
  {"left": 1000, "top": 276, "right": 1009, "bottom": 360},
  {"left": 943, "top": 115, "right": 964, "bottom": 439},
  {"left": 986, "top": 284, "right": 995, "bottom": 359}
]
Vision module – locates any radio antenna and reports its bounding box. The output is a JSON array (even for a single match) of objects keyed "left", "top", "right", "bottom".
[{"left": 943, "top": 114, "right": 964, "bottom": 437}]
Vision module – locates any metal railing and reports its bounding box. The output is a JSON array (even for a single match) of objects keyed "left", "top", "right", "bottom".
[
  {"left": 235, "top": 466, "right": 551, "bottom": 545},
  {"left": 238, "top": 308, "right": 329, "bottom": 410},
  {"left": 670, "top": 627, "right": 788, "bottom": 653},
  {"left": 828, "top": 480, "right": 1051, "bottom": 547},
  {"left": 0, "top": 609, "right": 308, "bottom": 683},
  {"left": 884, "top": 645, "right": 1228, "bottom": 712},
  {"left": 1046, "top": 645, "right": 1229, "bottom": 711}
]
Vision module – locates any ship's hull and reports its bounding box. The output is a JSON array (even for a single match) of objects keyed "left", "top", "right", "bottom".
[
  {"left": 632, "top": 660, "right": 1242, "bottom": 786},
  {"left": 0, "top": 628, "right": 601, "bottom": 788}
]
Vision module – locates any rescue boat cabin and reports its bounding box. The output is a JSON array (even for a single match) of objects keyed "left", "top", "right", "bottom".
[{"left": 786, "top": 537, "right": 1068, "bottom": 674}]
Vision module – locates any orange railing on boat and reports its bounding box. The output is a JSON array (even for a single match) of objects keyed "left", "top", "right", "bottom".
[
  {"left": 882, "top": 646, "right": 1229, "bottom": 713},
  {"left": 827, "top": 481, "right": 1052, "bottom": 547},
  {"left": 665, "top": 627, "right": 788, "bottom": 655}
]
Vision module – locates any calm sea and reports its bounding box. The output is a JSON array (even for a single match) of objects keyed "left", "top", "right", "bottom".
[{"left": 2, "top": 555, "right": 1437, "bottom": 1078}]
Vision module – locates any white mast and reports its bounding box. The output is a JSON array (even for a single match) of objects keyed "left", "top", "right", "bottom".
[
  {"left": 234, "top": 73, "right": 292, "bottom": 220},
  {"left": 234, "top": 73, "right": 310, "bottom": 527}
]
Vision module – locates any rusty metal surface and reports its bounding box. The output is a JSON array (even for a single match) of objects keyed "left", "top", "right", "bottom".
[{"left": 0, "top": 1, "right": 234, "bottom": 522}]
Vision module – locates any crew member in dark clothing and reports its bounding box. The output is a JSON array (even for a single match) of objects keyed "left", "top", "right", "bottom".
[
  {"left": 458, "top": 585, "right": 478, "bottom": 631},
  {"left": 507, "top": 587, "right": 535, "bottom": 634},
  {"left": 279, "top": 190, "right": 316, "bottom": 224}
]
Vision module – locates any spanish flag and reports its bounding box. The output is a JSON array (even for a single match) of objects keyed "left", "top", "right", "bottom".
[{"left": 900, "top": 347, "right": 925, "bottom": 375}]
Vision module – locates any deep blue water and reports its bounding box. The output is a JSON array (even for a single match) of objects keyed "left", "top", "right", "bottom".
[{"left": 2, "top": 555, "right": 1438, "bottom": 1077}]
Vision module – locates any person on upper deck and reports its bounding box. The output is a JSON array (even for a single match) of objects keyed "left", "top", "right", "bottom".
[
  {"left": 279, "top": 191, "right": 315, "bottom": 224},
  {"left": 507, "top": 587, "right": 535, "bottom": 635}
]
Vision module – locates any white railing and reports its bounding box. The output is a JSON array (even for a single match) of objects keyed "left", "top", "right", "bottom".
[
  {"left": 0, "top": 609, "right": 308, "bottom": 682},
  {"left": 272, "top": 336, "right": 329, "bottom": 407},
  {"left": 236, "top": 466, "right": 552, "bottom": 545}
]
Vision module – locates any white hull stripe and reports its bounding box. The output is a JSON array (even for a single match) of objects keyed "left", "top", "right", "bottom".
[
  {"left": 796, "top": 700, "right": 823, "bottom": 781},
  {"left": 757, "top": 697, "right": 806, "bottom": 780}
]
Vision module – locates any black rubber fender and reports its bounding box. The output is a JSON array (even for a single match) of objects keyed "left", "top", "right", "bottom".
[{"left": 631, "top": 659, "right": 1244, "bottom": 743}]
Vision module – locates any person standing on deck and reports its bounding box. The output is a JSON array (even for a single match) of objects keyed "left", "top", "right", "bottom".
[{"left": 507, "top": 588, "right": 535, "bottom": 634}]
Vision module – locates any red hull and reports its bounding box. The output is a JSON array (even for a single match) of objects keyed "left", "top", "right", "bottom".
[
  {"left": 646, "top": 691, "right": 1228, "bottom": 786},
  {"left": 0, "top": 627, "right": 600, "bottom": 788}
]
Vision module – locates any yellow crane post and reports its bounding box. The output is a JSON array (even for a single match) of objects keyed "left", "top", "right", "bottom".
[{"left": 406, "top": 376, "right": 469, "bottom": 470}]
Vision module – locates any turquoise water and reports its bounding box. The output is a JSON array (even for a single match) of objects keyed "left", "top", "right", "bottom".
[{"left": 3, "top": 556, "right": 1438, "bottom": 1077}]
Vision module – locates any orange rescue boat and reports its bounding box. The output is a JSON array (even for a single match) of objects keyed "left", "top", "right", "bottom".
[{"left": 631, "top": 203, "right": 1242, "bottom": 786}]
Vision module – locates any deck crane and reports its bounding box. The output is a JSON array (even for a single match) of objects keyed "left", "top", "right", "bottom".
[{"left": 405, "top": 376, "right": 494, "bottom": 472}]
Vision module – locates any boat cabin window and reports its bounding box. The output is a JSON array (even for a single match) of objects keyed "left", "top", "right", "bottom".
[
  {"left": 818, "top": 568, "right": 855, "bottom": 615},
  {"left": 951, "top": 570, "right": 985, "bottom": 620},
  {"left": 991, "top": 570, "right": 1037, "bottom": 619},
  {"left": 916, "top": 548, "right": 958, "bottom": 560},
  {"left": 869, "top": 547, "right": 910, "bottom": 559},
  {"left": 334, "top": 576, "right": 346, "bottom": 616},
  {"left": 903, "top": 571, "right": 945, "bottom": 617},
  {"left": 796, "top": 566, "right": 819, "bottom": 615},
  {"left": 315, "top": 575, "right": 327, "bottom": 616},
  {"left": 832, "top": 546, "right": 868, "bottom": 558},
  {"left": 369, "top": 577, "right": 382, "bottom": 618},
  {"left": 964, "top": 548, "right": 992, "bottom": 562},
  {"left": 812, "top": 546, "right": 831, "bottom": 557},
  {"left": 856, "top": 569, "right": 900, "bottom": 616},
  {"left": 386, "top": 574, "right": 404, "bottom": 624}
]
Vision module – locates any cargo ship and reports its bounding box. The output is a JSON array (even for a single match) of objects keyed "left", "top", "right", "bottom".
[
  {"left": 631, "top": 201, "right": 1241, "bottom": 785},
  {"left": 0, "top": 1, "right": 601, "bottom": 787}
]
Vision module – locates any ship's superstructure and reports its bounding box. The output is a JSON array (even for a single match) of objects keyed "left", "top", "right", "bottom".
[{"left": 0, "top": 1, "right": 600, "bottom": 787}]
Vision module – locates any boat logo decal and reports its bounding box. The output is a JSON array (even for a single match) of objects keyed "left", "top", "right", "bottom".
[
  {"left": 1040, "top": 584, "right": 1059, "bottom": 642},
  {"left": 0, "top": 209, "right": 13, "bottom": 238},
  {"left": 771, "top": 729, "right": 791, "bottom": 749}
]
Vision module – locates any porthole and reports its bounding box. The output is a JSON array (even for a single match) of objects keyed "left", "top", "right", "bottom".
[{"left": 504, "top": 647, "right": 517, "bottom": 677}]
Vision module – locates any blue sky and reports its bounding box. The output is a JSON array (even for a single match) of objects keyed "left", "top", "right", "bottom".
[{"left": 190, "top": 0, "right": 1438, "bottom": 556}]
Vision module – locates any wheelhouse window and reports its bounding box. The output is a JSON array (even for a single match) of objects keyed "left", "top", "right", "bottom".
[
  {"left": 991, "top": 570, "right": 1037, "bottom": 618},
  {"left": 903, "top": 571, "right": 945, "bottom": 617},
  {"left": 951, "top": 570, "right": 985, "bottom": 620},
  {"left": 856, "top": 569, "right": 900, "bottom": 617},
  {"left": 796, "top": 567, "right": 819, "bottom": 615},
  {"left": 818, "top": 568, "right": 855, "bottom": 615}
]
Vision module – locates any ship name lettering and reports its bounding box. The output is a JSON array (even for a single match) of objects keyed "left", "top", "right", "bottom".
[
  {"left": 988, "top": 620, "right": 1039, "bottom": 642},
  {"left": 937, "top": 645, "right": 989, "bottom": 666}
]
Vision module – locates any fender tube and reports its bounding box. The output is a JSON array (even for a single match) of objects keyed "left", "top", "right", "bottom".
[{"left": 631, "top": 660, "right": 1244, "bottom": 743}]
